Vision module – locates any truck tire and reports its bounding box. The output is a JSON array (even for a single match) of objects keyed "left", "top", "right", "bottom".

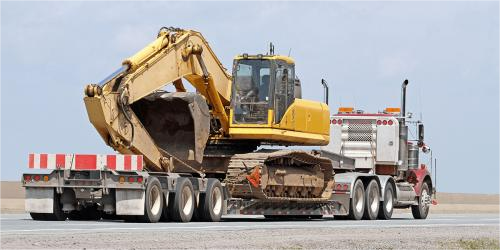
[
  {"left": 198, "top": 179, "right": 224, "bottom": 222},
  {"left": 43, "top": 190, "right": 67, "bottom": 221},
  {"left": 378, "top": 183, "right": 394, "bottom": 220},
  {"left": 160, "top": 193, "right": 171, "bottom": 222},
  {"left": 68, "top": 205, "right": 102, "bottom": 220},
  {"left": 349, "top": 179, "right": 365, "bottom": 220},
  {"left": 29, "top": 213, "right": 46, "bottom": 221},
  {"left": 363, "top": 179, "right": 380, "bottom": 220},
  {"left": 138, "top": 176, "right": 163, "bottom": 223},
  {"left": 170, "top": 178, "right": 195, "bottom": 222},
  {"left": 412, "top": 182, "right": 430, "bottom": 219}
]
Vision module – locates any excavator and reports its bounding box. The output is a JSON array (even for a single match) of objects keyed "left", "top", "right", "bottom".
[
  {"left": 23, "top": 27, "right": 434, "bottom": 223},
  {"left": 83, "top": 27, "right": 334, "bottom": 205}
]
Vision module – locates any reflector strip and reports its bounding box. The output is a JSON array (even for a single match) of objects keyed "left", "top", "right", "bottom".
[{"left": 28, "top": 153, "right": 143, "bottom": 171}]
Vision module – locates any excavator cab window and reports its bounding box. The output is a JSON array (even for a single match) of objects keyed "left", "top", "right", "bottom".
[{"left": 232, "top": 59, "right": 271, "bottom": 124}]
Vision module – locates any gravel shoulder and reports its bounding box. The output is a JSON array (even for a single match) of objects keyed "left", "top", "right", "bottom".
[{"left": 1, "top": 225, "right": 498, "bottom": 249}]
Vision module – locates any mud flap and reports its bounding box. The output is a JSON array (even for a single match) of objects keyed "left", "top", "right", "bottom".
[
  {"left": 116, "top": 190, "right": 145, "bottom": 215},
  {"left": 25, "top": 187, "right": 54, "bottom": 213},
  {"left": 131, "top": 91, "right": 210, "bottom": 164}
]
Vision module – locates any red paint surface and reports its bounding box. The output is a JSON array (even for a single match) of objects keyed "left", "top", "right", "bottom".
[
  {"left": 39, "top": 154, "right": 48, "bottom": 169},
  {"left": 56, "top": 154, "right": 65, "bottom": 169},
  {"left": 28, "top": 154, "right": 34, "bottom": 168},
  {"left": 75, "top": 154, "right": 97, "bottom": 170},
  {"left": 106, "top": 155, "right": 116, "bottom": 170}
]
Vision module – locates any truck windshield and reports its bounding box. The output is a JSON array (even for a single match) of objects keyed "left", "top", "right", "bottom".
[{"left": 232, "top": 59, "right": 270, "bottom": 124}]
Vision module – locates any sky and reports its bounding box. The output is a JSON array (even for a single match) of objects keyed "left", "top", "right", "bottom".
[{"left": 1, "top": 1, "right": 498, "bottom": 194}]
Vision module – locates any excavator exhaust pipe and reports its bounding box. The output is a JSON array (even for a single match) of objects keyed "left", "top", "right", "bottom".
[{"left": 131, "top": 91, "right": 210, "bottom": 164}]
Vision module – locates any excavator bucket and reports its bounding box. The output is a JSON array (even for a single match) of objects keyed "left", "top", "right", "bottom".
[{"left": 131, "top": 91, "right": 210, "bottom": 163}]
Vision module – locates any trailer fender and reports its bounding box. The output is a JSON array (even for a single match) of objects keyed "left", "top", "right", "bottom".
[
  {"left": 334, "top": 173, "right": 377, "bottom": 198},
  {"left": 377, "top": 175, "right": 396, "bottom": 201},
  {"left": 25, "top": 187, "right": 54, "bottom": 214},
  {"left": 116, "top": 189, "right": 145, "bottom": 215}
]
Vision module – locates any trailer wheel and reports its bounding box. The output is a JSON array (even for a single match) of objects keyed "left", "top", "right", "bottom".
[
  {"left": 348, "top": 179, "right": 365, "bottom": 220},
  {"left": 378, "top": 183, "right": 394, "bottom": 220},
  {"left": 170, "top": 178, "right": 195, "bottom": 222},
  {"left": 363, "top": 180, "right": 380, "bottom": 220},
  {"left": 29, "top": 213, "right": 46, "bottom": 221},
  {"left": 138, "top": 176, "right": 163, "bottom": 223},
  {"left": 198, "top": 179, "right": 224, "bottom": 222},
  {"left": 32, "top": 191, "right": 66, "bottom": 221},
  {"left": 412, "top": 182, "right": 430, "bottom": 219},
  {"left": 160, "top": 193, "right": 171, "bottom": 222},
  {"left": 68, "top": 204, "right": 102, "bottom": 220}
]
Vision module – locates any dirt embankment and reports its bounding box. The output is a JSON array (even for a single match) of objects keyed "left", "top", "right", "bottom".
[{"left": 1, "top": 181, "right": 498, "bottom": 214}]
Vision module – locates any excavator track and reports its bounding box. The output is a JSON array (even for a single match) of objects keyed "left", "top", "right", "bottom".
[{"left": 224, "top": 150, "right": 334, "bottom": 203}]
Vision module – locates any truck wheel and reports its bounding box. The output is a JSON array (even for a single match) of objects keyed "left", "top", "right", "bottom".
[
  {"left": 138, "top": 177, "right": 163, "bottom": 223},
  {"left": 43, "top": 190, "right": 67, "bottom": 221},
  {"left": 170, "top": 178, "right": 195, "bottom": 222},
  {"left": 349, "top": 179, "right": 365, "bottom": 220},
  {"left": 29, "top": 213, "right": 46, "bottom": 220},
  {"left": 68, "top": 205, "right": 102, "bottom": 220},
  {"left": 378, "top": 183, "right": 394, "bottom": 220},
  {"left": 412, "top": 182, "right": 430, "bottom": 219},
  {"left": 160, "top": 193, "right": 171, "bottom": 222},
  {"left": 198, "top": 179, "right": 224, "bottom": 222},
  {"left": 363, "top": 179, "right": 380, "bottom": 220}
]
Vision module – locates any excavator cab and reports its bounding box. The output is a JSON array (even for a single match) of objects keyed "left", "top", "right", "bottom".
[
  {"left": 231, "top": 55, "right": 297, "bottom": 125},
  {"left": 229, "top": 54, "right": 330, "bottom": 145}
]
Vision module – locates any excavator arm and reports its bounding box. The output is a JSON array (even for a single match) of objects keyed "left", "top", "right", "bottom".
[{"left": 84, "top": 28, "right": 232, "bottom": 172}]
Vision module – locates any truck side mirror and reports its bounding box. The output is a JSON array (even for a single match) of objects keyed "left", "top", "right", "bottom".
[{"left": 418, "top": 123, "right": 424, "bottom": 146}]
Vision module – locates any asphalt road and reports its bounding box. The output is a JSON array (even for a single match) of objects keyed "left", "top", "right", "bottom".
[{"left": 1, "top": 213, "right": 499, "bottom": 249}]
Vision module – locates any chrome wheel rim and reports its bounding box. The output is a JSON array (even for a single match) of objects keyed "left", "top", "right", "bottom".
[
  {"left": 385, "top": 189, "right": 393, "bottom": 213},
  {"left": 369, "top": 185, "right": 379, "bottom": 213},
  {"left": 212, "top": 186, "right": 223, "bottom": 215},
  {"left": 354, "top": 186, "right": 364, "bottom": 213},
  {"left": 181, "top": 185, "right": 193, "bottom": 215},
  {"left": 149, "top": 185, "right": 161, "bottom": 216},
  {"left": 421, "top": 189, "right": 430, "bottom": 212}
]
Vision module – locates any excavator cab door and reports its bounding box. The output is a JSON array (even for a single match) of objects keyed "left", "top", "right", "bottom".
[
  {"left": 273, "top": 61, "right": 295, "bottom": 123},
  {"left": 231, "top": 59, "right": 271, "bottom": 124}
]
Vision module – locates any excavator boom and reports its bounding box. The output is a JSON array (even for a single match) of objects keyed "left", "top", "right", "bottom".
[{"left": 84, "top": 28, "right": 231, "bottom": 172}]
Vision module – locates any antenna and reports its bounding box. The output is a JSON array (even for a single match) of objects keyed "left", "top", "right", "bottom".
[{"left": 269, "top": 42, "right": 275, "bottom": 55}]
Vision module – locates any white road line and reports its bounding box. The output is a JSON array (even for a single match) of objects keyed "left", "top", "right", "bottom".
[{"left": 2, "top": 223, "right": 498, "bottom": 234}]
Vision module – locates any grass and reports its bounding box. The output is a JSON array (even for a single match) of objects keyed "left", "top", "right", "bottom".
[{"left": 453, "top": 238, "right": 500, "bottom": 250}]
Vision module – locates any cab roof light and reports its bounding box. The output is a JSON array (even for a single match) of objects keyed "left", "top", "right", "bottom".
[
  {"left": 338, "top": 107, "right": 354, "bottom": 113},
  {"left": 385, "top": 107, "right": 401, "bottom": 113}
]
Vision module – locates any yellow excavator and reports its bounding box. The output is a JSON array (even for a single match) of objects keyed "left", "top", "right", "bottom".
[{"left": 84, "top": 27, "right": 333, "bottom": 205}]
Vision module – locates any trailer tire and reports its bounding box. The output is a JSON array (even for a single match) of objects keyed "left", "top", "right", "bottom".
[
  {"left": 170, "top": 178, "right": 195, "bottom": 222},
  {"left": 412, "top": 182, "right": 430, "bottom": 219},
  {"left": 43, "top": 190, "right": 67, "bottom": 221},
  {"left": 68, "top": 205, "right": 102, "bottom": 220},
  {"left": 349, "top": 179, "right": 365, "bottom": 220},
  {"left": 198, "top": 179, "right": 223, "bottom": 222},
  {"left": 378, "top": 183, "right": 394, "bottom": 220},
  {"left": 160, "top": 193, "right": 171, "bottom": 222},
  {"left": 138, "top": 177, "right": 163, "bottom": 223},
  {"left": 363, "top": 179, "right": 380, "bottom": 220},
  {"left": 29, "top": 213, "right": 46, "bottom": 221}
]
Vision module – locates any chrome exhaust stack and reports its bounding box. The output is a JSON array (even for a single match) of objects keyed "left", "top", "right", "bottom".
[{"left": 398, "top": 79, "right": 409, "bottom": 174}]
